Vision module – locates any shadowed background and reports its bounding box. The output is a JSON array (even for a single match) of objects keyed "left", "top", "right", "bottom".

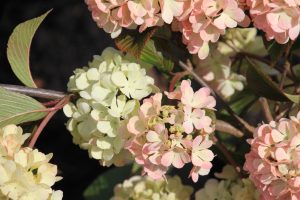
[{"left": 0, "top": 0, "right": 113, "bottom": 199}]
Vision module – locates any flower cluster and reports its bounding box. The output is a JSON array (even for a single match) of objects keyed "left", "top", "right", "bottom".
[
  {"left": 85, "top": 0, "right": 190, "bottom": 38},
  {"left": 126, "top": 80, "right": 216, "bottom": 182},
  {"left": 86, "top": 0, "right": 249, "bottom": 60},
  {"left": 247, "top": 0, "right": 300, "bottom": 44},
  {"left": 195, "top": 165, "right": 259, "bottom": 200},
  {"left": 63, "top": 47, "right": 155, "bottom": 167},
  {"left": 111, "top": 175, "right": 193, "bottom": 200},
  {"left": 0, "top": 124, "right": 62, "bottom": 200},
  {"left": 244, "top": 112, "right": 300, "bottom": 200}
]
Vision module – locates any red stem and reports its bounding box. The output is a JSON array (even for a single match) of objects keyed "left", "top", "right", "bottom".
[{"left": 28, "top": 96, "right": 70, "bottom": 148}]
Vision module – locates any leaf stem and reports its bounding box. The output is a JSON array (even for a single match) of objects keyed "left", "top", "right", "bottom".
[
  {"left": 28, "top": 95, "right": 70, "bottom": 148},
  {"left": 0, "top": 84, "right": 66, "bottom": 99}
]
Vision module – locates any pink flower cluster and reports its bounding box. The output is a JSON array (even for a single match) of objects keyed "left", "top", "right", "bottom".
[
  {"left": 126, "top": 80, "right": 216, "bottom": 182},
  {"left": 244, "top": 112, "right": 300, "bottom": 200},
  {"left": 247, "top": 0, "right": 300, "bottom": 44},
  {"left": 177, "top": 0, "right": 249, "bottom": 59},
  {"left": 86, "top": 0, "right": 249, "bottom": 59},
  {"left": 85, "top": 0, "right": 190, "bottom": 38}
]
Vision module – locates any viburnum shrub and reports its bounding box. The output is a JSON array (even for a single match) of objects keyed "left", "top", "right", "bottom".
[{"left": 1, "top": 0, "right": 300, "bottom": 199}]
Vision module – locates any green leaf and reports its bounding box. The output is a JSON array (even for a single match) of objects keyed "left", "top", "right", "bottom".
[
  {"left": 222, "top": 89, "right": 258, "bottom": 116},
  {"left": 0, "top": 88, "right": 47, "bottom": 126},
  {"left": 246, "top": 58, "right": 299, "bottom": 103},
  {"left": 115, "top": 28, "right": 174, "bottom": 73},
  {"left": 263, "top": 38, "right": 285, "bottom": 61},
  {"left": 7, "top": 10, "right": 51, "bottom": 88},
  {"left": 84, "top": 165, "right": 132, "bottom": 200},
  {"left": 115, "top": 28, "right": 157, "bottom": 58},
  {"left": 140, "top": 40, "right": 174, "bottom": 73}
]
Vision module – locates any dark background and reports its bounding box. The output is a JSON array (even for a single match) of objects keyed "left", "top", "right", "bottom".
[{"left": 1, "top": 0, "right": 113, "bottom": 199}]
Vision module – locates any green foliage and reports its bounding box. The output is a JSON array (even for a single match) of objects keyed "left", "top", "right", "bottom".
[
  {"left": 246, "top": 58, "right": 300, "bottom": 103},
  {"left": 84, "top": 165, "right": 133, "bottom": 200},
  {"left": 115, "top": 28, "right": 174, "bottom": 73},
  {"left": 0, "top": 88, "right": 47, "bottom": 127},
  {"left": 7, "top": 10, "right": 51, "bottom": 88}
]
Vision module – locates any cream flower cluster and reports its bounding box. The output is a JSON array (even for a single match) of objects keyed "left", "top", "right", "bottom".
[
  {"left": 247, "top": 0, "right": 300, "bottom": 44},
  {"left": 196, "top": 165, "right": 259, "bottom": 200},
  {"left": 111, "top": 175, "right": 193, "bottom": 200},
  {"left": 126, "top": 80, "right": 216, "bottom": 182},
  {"left": 63, "top": 47, "right": 155, "bottom": 167},
  {"left": 0, "top": 124, "right": 62, "bottom": 200},
  {"left": 244, "top": 112, "right": 300, "bottom": 200}
]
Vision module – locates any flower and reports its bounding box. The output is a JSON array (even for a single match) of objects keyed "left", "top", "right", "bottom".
[
  {"left": 177, "top": 0, "right": 249, "bottom": 59},
  {"left": 111, "top": 175, "right": 193, "bottom": 200},
  {"left": 195, "top": 165, "right": 260, "bottom": 200},
  {"left": 85, "top": 0, "right": 190, "bottom": 38},
  {"left": 126, "top": 80, "right": 216, "bottom": 181},
  {"left": 244, "top": 112, "right": 300, "bottom": 200},
  {"left": 0, "top": 124, "right": 30, "bottom": 157},
  {"left": 64, "top": 47, "right": 155, "bottom": 167},
  {"left": 0, "top": 125, "right": 62, "bottom": 200},
  {"left": 247, "top": 0, "right": 300, "bottom": 44}
]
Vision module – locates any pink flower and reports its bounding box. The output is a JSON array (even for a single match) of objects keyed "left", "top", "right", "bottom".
[
  {"left": 244, "top": 112, "right": 300, "bottom": 200},
  {"left": 126, "top": 82, "right": 216, "bottom": 181},
  {"left": 181, "top": 80, "right": 216, "bottom": 109},
  {"left": 247, "top": 0, "right": 300, "bottom": 44},
  {"left": 176, "top": 0, "right": 249, "bottom": 59}
]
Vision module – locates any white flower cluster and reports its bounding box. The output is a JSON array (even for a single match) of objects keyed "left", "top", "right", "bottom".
[
  {"left": 64, "top": 47, "right": 155, "bottom": 166},
  {"left": 0, "top": 124, "right": 63, "bottom": 200},
  {"left": 195, "top": 165, "right": 259, "bottom": 200},
  {"left": 111, "top": 175, "right": 193, "bottom": 200}
]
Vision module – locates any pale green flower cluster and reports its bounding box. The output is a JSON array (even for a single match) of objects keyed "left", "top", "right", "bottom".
[
  {"left": 0, "top": 125, "right": 63, "bottom": 200},
  {"left": 195, "top": 165, "right": 259, "bottom": 200},
  {"left": 63, "top": 47, "right": 155, "bottom": 166},
  {"left": 111, "top": 176, "right": 193, "bottom": 200}
]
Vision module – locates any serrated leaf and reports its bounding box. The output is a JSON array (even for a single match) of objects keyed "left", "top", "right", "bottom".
[
  {"left": 7, "top": 10, "right": 51, "bottom": 88},
  {"left": 84, "top": 165, "right": 132, "bottom": 200},
  {"left": 140, "top": 40, "right": 174, "bottom": 72},
  {"left": 115, "top": 28, "right": 174, "bottom": 73},
  {"left": 246, "top": 58, "right": 299, "bottom": 103},
  {"left": 0, "top": 88, "right": 47, "bottom": 126},
  {"left": 115, "top": 28, "right": 157, "bottom": 58}
]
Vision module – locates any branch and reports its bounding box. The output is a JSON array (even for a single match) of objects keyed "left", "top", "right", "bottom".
[
  {"left": 259, "top": 97, "right": 273, "bottom": 122},
  {"left": 178, "top": 60, "right": 255, "bottom": 134},
  {"left": 216, "top": 120, "right": 244, "bottom": 138},
  {"left": 28, "top": 95, "right": 70, "bottom": 148},
  {"left": 0, "top": 83, "right": 66, "bottom": 99}
]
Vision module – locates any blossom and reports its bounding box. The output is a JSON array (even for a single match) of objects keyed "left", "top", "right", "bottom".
[
  {"left": 247, "top": 0, "right": 300, "bottom": 44},
  {"left": 64, "top": 47, "right": 155, "bottom": 167},
  {"left": 85, "top": 0, "right": 190, "bottom": 38},
  {"left": 244, "top": 112, "right": 300, "bottom": 200},
  {"left": 177, "top": 0, "right": 249, "bottom": 59},
  {"left": 195, "top": 165, "right": 260, "bottom": 200},
  {"left": 111, "top": 175, "right": 193, "bottom": 200},
  {"left": 0, "top": 125, "right": 62, "bottom": 200},
  {"left": 126, "top": 80, "right": 216, "bottom": 182}
]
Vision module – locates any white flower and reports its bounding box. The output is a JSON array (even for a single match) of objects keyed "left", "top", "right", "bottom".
[
  {"left": 64, "top": 47, "right": 155, "bottom": 166},
  {"left": 111, "top": 176, "right": 193, "bottom": 200},
  {"left": 0, "top": 125, "right": 62, "bottom": 200},
  {"left": 195, "top": 165, "right": 259, "bottom": 200}
]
